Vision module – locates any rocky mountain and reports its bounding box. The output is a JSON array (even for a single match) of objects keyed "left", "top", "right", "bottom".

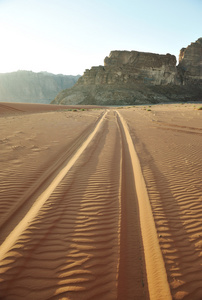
[
  {"left": 0, "top": 71, "right": 80, "bottom": 103},
  {"left": 52, "top": 38, "right": 202, "bottom": 105}
]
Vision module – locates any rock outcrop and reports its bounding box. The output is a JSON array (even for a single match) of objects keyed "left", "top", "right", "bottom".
[
  {"left": 52, "top": 38, "right": 202, "bottom": 106},
  {"left": 0, "top": 71, "right": 80, "bottom": 103},
  {"left": 78, "top": 51, "right": 177, "bottom": 86},
  {"left": 178, "top": 38, "right": 202, "bottom": 85}
]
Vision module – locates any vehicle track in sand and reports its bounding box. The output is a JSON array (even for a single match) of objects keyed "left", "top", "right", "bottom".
[
  {"left": 120, "top": 106, "right": 202, "bottom": 299},
  {"left": 0, "top": 110, "right": 106, "bottom": 245},
  {"left": 0, "top": 111, "right": 108, "bottom": 260},
  {"left": 0, "top": 110, "right": 171, "bottom": 299}
]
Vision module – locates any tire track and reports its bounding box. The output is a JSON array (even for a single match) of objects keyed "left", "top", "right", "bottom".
[
  {"left": 0, "top": 110, "right": 149, "bottom": 300},
  {"left": 116, "top": 110, "right": 172, "bottom": 300},
  {"left": 0, "top": 110, "right": 108, "bottom": 261},
  {"left": 119, "top": 106, "right": 202, "bottom": 299},
  {"left": 0, "top": 110, "right": 104, "bottom": 243},
  {"left": 116, "top": 113, "right": 149, "bottom": 300},
  {"left": 0, "top": 110, "right": 122, "bottom": 300}
]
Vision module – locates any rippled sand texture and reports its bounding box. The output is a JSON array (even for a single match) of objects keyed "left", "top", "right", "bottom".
[
  {"left": 120, "top": 103, "right": 202, "bottom": 300},
  {"left": 0, "top": 102, "right": 201, "bottom": 300},
  {"left": 0, "top": 104, "right": 148, "bottom": 300}
]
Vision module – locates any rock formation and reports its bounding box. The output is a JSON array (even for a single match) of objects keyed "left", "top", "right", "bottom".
[
  {"left": 0, "top": 71, "right": 80, "bottom": 103},
  {"left": 52, "top": 38, "right": 202, "bottom": 106},
  {"left": 177, "top": 38, "right": 202, "bottom": 85},
  {"left": 78, "top": 51, "right": 177, "bottom": 86}
]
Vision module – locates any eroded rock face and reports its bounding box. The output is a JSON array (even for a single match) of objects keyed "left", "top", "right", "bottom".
[
  {"left": 52, "top": 38, "right": 202, "bottom": 106},
  {"left": 104, "top": 50, "right": 176, "bottom": 70},
  {"left": 78, "top": 51, "right": 177, "bottom": 86},
  {"left": 178, "top": 38, "right": 202, "bottom": 84}
]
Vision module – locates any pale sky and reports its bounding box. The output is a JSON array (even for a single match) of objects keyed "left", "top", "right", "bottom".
[{"left": 0, "top": 0, "right": 201, "bottom": 75}]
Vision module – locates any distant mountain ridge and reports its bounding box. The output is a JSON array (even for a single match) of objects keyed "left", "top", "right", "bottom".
[{"left": 0, "top": 71, "right": 80, "bottom": 103}]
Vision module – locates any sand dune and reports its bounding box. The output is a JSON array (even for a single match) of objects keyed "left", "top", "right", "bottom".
[{"left": 0, "top": 103, "right": 202, "bottom": 299}]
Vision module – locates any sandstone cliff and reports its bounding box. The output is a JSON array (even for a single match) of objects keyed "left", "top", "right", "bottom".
[
  {"left": 0, "top": 71, "right": 80, "bottom": 103},
  {"left": 52, "top": 38, "right": 202, "bottom": 106},
  {"left": 178, "top": 38, "right": 202, "bottom": 85}
]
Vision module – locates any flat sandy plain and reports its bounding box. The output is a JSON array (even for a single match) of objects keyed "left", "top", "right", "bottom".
[{"left": 0, "top": 102, "right": 201, "bottom": 300}]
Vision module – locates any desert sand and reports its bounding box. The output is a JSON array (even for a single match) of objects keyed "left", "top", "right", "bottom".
[{"left": 0, "top": 102, "right": 201, "bottom": 300}]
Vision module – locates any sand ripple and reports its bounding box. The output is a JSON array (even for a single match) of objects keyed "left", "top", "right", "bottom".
[
  {"left": 0, "top": 110, "right": 148, "bottom": 300},
  {"left": 2, "top": 103, "right": 200, "bottom": 299},
  {"left": 121, "top": 104, "right": 202, "bottom": 299}
]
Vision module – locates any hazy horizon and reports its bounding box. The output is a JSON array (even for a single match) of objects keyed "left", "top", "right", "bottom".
[{"left": 0, "top": 69, "right": 81, "bottom": 76}]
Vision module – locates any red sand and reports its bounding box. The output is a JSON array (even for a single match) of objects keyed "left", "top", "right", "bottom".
[{"left": 0, "top": 102, "right": 202, "bottom": 299}]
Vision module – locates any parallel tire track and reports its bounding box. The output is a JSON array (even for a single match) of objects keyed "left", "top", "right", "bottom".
[
  {"left": 0, "top": 109, "right": 172, "bottom": 300},
  {"left": 0, "top": 110, "right": 122, "bottom": 300}
]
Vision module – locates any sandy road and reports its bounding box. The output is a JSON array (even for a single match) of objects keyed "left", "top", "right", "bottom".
[{"left": 0, "top": 109, "right": 171, "bottom": 299}]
